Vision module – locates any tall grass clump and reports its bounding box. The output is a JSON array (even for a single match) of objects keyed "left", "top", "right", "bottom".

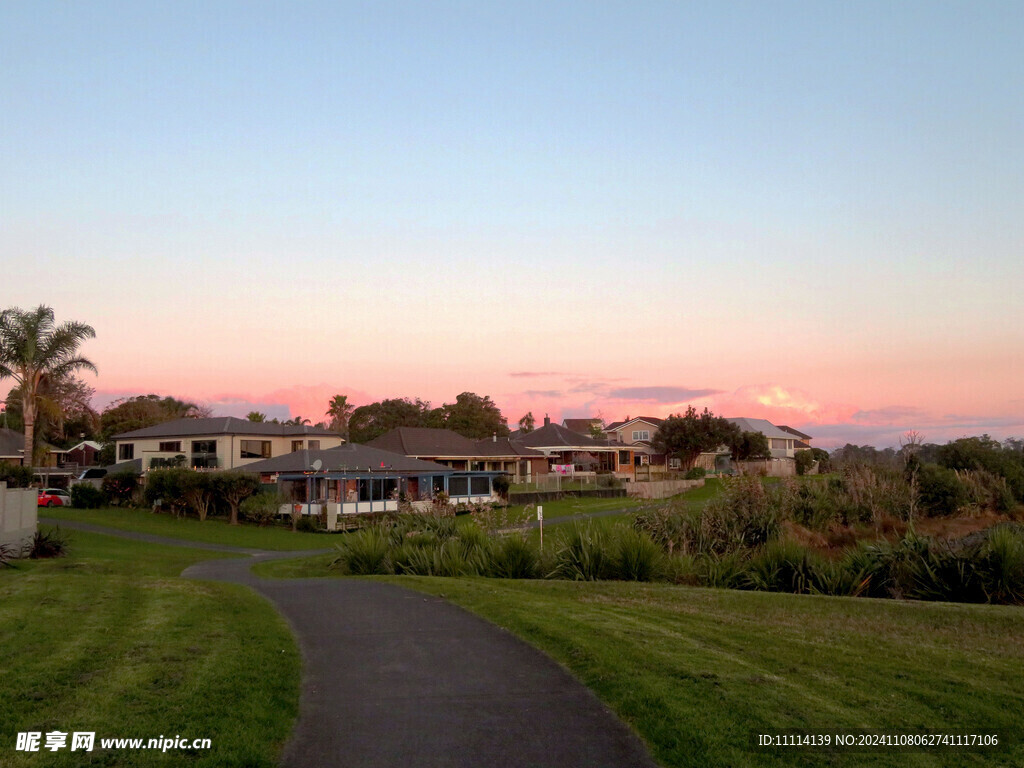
[
  {"left": 331, "top": 527, "right": 392, "bottom": 575},
  {"left": 550, "top": 521, "right": 610, "bottom": 581},
  {"left": 745, "top": 540, "right": 823, "bottom": 595},
  {"left": 610, "top": 528, "right": 664, "bottom": 581},
  {"left": 487, "top": 535, "right": 540, "bottom": 579}
]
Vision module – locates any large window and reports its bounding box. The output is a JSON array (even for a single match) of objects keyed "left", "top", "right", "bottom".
[
  {"left": 632, "top": 430, "right": 650, "bottom": 441},
  {"left": 118, "top": 443, "right": 134, "bottom": 460},
  {"left": 291, "top": 440, "right": 303, "bottom": 452},
  {"left": 158, "top": 441, "right": 182, "bottom": 453},
  {"left": 191, "top": 440, "right": 217, "bottom": 469},
  {"left": 308, "top": 440, "right": 320, "bottom": 450},
  {"left": 618, "top": 450, "right": 631, "bottom": 465},
  {"left": 240, "top": 440, "right": 271, "bottom": 459},
  {"left": 470, "top": 476, "right": 490, "bottom": 496},
  {"left": 448, "top": 477, "right": 469, "bottom": 497}
]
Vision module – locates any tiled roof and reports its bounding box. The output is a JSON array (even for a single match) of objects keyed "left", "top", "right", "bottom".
[
  {"left": 113, "top": 417, "right": 339, "bottom": 440},
  {"left": 605, "top": 416, "right": 664, "bottom": 431},
  {"left": 511, "top": 422, "right": 613, "bottom": 450},
  {"left": 725, "top": 418, "right": 795, "bottom": 441},
  {"left": 778, "top": 425, "right": 813, "bottom": 441},
  {"left": 369, "top": 427, "right": 544, "bottom": 459},
  {"left": 562, "top": 418, "right": 601, "bottom": 434}
]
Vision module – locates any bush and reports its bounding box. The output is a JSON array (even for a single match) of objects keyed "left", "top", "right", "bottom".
[
  {"left": 745, "top": 540, "right": 822, "bottom": 594},
  {"left": 695, "top": 551, "right": 748, "bottom": 589},
  {"left": 332, "top": 528, "right": 391, "bottom": 575},
  {"left": 102, "top": 471, "right": 140, "bottom": 507},
  {"left": 0, "top": 461, "right": 34, "bottom": 488},
  {"left": 610, "top": 528, "right": 664, "bottom": 581},
  {"left": 26, "top": 527, "right": 69, "bottom": 558},
  {"left": 550, "top": 522, "right": 610, "bottom": 581},
  {"left": 70, "top": 483, "right": 107, "bottom": 509},
  {"left": 795, "top": 450, "right": 815, "bottom": 476},
  {"left": 240, "top": 492, "right": 283, "bottom": 527},
  {"left": 917, "top": 464, "right": 967, "bottom": 517},
  {"left": 491, "top": 475, "right": 510, "bottom": 499},
  {"left": 486, "top": 535, "right": 540, "bottom": 579},
  {"left": 296, "top": 514, "right": 321, "bottom": 533},
  {"left": 684, "top": 467, "right": 706, "bottom": 480}
]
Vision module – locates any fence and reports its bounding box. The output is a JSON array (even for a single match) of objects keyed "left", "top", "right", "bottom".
[
  {"left": 510, "top": 473, "right": 624, "bottom": 494},
  {"left": 1, "top": 481, "right": 38, "bottom": 549}
]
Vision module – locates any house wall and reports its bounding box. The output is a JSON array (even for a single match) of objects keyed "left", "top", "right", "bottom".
[
  {"left": 115, "top": 434, "right": 343, "bottom": 471},
  {"left": 604, "top": 420, "right": 661, "bottom": 445}
]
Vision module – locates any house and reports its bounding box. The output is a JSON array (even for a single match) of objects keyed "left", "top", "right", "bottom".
[
  {"left": 726, "top": 418, "right": 807, "bottom": 459},
  {"left": 777, "top": 425, "right": 813, "bottom": 451},
  {"left": 601, "top": 417, "right": 673, "bottom": 469},
  {"left": 112, "top": 417, "right": 344, "bottom": 472},
  {"left": 238, "top": 442, "right": 502, "bottom": 517},
  {"left": 512, "top": 417, "right": 635, "bottom": 475},
  {"left": 61, "top": 440, "right": 103, "bottom": 468},
  {"left": 0, "top": 427, "right": 24, "bottom": 465},
  {"left": 367, "top": 427, "right": 547, "bottom": 481}
]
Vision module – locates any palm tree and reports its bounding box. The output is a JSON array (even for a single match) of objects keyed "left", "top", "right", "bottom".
[
  {"left": 326, "top": 394, "right": 354, "bottom": 441},
  {"left": 283, "top": 416, "right": 311, "bottom": 427},
  {"left": 0, "top": 306, "right": 96, "bottom": 465},
  {"left": 246, "top": 411, "right": 267, "bottom": 422}
]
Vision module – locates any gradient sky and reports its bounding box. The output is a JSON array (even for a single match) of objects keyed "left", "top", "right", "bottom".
[{"left": 2, "top": 1, "right": 1022, "bottom": 448}]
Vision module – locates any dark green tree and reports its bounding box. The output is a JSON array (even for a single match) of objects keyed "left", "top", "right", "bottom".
[
  {"left": 100, "top": 394, "right": 207, "bottom": 441},
  {"left": 348, "top": 398, "right": 435, "bottom": 443},
  {"left": 432, "top": 392, "right": 509, "bottom": 439},
  {"left": 730, "top": 431, "right": 771, "bottom": 461},
  {"left": 652, "top": 407, "right": 741, "bottom": 469}
]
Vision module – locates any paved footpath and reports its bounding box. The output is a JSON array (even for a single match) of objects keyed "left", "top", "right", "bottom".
[{"left": 45, "top": 517, "right": 658, "bottom": 768}]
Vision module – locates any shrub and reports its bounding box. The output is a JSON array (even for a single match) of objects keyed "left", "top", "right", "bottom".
[
  {"left": 795, "top": 450, "right": 815, "bottom": 476},
  {"left": 486, "top": 535, "right": 540, "bottom": 579},
  {"left": 610, "top": 527, "right": 664, "bottom": 581},
  {"left": 491, "top": 475, "right": 511, "bottom": 499},
  {"left": 26, "top": 527, "right": 69, "bottom": 558},
  {"left": 70, "top": 483, "right": 107, "bottom": 509},
  {"left": 296, "top": 515, "right": 321, "bottom": 533},
  {"left": 695, "top": 551, "right": 748, "bottom": 589},
  {"left": 917, "top": 464, "right": 967, "bottom": 517},
  {"left": 550, "top": 522, "right": 610, "bottom": 581},
  {"left": 240, "top": 492, "right": 283, "bottom": 527},
  {"left": 144, "top": 468, "right": 192, "bottom": 516},
  {"left": 684, "top": 467, "right": 706, "bottom": 480},
  {"left": 745, "top": 540, "right": 822, "bottom": 594},
  {"left": 0, "top": 461, "right": 34, "bottom": 488},
  {"left": 332, "top": 528, "right": 391, "bottom": 575},
  {"left": 975, "top": 526, "right": 1024, "bottom": 604},
  {"left": 101, "top": 471, "right": 139, "bottom": 507}
]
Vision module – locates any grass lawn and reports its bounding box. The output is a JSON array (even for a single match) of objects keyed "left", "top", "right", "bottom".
[
  {"left": 388, "top": 577, "right": 1024, "bottom": 768},
  {"left": 0, "top": 527, "right": 300, "bottom": 767},
  {"left": 43, "top": 506, "right": 333, "bottom": 551}
]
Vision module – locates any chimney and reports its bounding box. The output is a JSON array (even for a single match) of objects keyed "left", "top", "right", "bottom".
[
  {"left": 492, "top": 431, "right": 497, "bottom": 442},
  {"left": 544, "top": 414, "right": 550, "bottom": 427}
]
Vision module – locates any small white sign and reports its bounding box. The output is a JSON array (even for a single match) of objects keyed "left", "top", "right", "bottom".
[{"left": 537, "top": 505, "right": 543, "bottom": 521}]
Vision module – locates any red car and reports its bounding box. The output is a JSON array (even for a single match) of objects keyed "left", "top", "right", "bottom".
[{"left": 37, "top": 488, "right": 71, "bottom": 507}]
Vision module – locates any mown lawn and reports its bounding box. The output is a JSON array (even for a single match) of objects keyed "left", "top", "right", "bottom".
[
  {"left": 0, "top": 528, "right": 300, "bottom": 767},
  {"left": 43, "top": 506, "right": 333, "bottom": 550},
  {"left": 389, "top": 577, "right": 1024, "bottom": 768}
]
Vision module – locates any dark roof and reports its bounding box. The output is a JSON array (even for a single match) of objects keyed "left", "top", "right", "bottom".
[
  {"left": 562, "top": 418, "right": 601, "bottom": 434},
  {"left": 102, "top": 458, "right": 143, "bottom": 474},
  {"left": 511, "top": 422, "right": 613, "bottom": 450},
  {"left": 113, "top": 417, "right": 340, "bottom": 440},
  {"left": 368, "top": 427, "right": 479, "bottom": 457},
  {"left": 238, "top": 444, "right": 451, "bottom": 474},
  {"left": 0, "top": 427, "right": 24, "bottom": 458},
  {"left": 778, "top": 425, "right": 813, "bottom": 441},
  {"left": 369, "top": 428, "right": 544, "bottom": 459},
  {"left": 795, "top": 440, "right": 811, "bottom": 450},
  {"left": 605, "top": 417, "right": 664, "bottom": 431}
]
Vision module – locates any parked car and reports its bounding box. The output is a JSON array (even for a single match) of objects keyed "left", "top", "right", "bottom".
[{"left": 37, "top": 488, "right": 71, "bottom": 507}]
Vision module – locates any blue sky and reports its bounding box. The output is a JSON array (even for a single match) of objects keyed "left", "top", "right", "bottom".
[{"left": 2, "top": 1, "right": 1022, "bottom": 446}]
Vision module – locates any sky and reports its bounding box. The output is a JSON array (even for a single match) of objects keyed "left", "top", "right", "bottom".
[{"left": 2, "top": 1, "right": 1022, "bottom": 448}]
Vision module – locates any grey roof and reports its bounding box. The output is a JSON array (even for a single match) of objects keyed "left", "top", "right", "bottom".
[
  {"left": 777, "top": 425, "right": 813, "bottom": 441},
  {"left": 368, "top": 428, "right": 543, "bottom": 459},
  {"left": 238, "top": 444, "right": 452, "bottom": 475},
  {"left": 511, "top": 422, "right": 615, "bottom": 450},
  {"left": 102, "top": 458, "right": 143, "bottom": 474},
  {"left": 113, "top": 417, "right": 339, "bottom": 440},
  {"left": 0, "top": 427, "right": 24, "bottom": 458},
  {"left": 562, "top": 418, "right": 602, "bottom": 434},
  {"left": 725, "top": 418, "right": 795, "bottom": 441}
]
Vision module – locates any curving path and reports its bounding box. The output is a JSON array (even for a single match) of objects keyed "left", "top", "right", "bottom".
[{"left": 46, "top": 517, "right": 658, "bottom": 768}]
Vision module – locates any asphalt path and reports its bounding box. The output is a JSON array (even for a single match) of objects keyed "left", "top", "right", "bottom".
[{"left": 43, "top": 517, "right": 658, "bottom": 768}]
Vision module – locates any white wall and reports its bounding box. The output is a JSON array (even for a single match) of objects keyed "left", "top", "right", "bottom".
[{"left": 0, "top": 482, "right": 38, "bottom": 549}]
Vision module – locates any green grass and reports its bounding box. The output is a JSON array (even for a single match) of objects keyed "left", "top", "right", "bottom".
[
  {"left": 43, "top": 506, "right": 334, "bottom": 551},
  {"left": 389, "top": 577, "right": 1024, "bottom": 767},
  {"left": 0, "top": 528, "right": 300, "bottom": 767}
]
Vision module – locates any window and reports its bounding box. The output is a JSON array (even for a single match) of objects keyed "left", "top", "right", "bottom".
[
  {"left": 118, "top": 443, "right": 134, "bottom": 460},
  {"left": 291, "top": 440, "right": 303, "bottom": 452},
  {"left": 192, "top": 440, "right": 217, "bottom": 455},
  {"left": 470, "top": 476, "right": 490, "bottom": 496},
  {"left": 618, "top": 450, "right": 631, "bottom": 465},
  {"left": 240, "top": 440, "right": 271, "bottom": 459},
  {"left": 448, "top": 477, "right": 469, "bottom": 497},
  {"left": 632, "top": 430, "right": 650, "bottom": 441},
  {"left": 158, "top": 441, "right": 182, "bottom": 453},
  {"left": 669, "top": 458, "right": 682, "bottom": 469},
  {"left": 308, "top": 440, "right": 320, "bottom": 450}
]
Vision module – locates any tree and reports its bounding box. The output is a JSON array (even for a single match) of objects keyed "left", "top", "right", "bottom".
[
  {"left": 348, "top": 398, "right": 435, "bottom": 443},
  {"left": 283, "top": 416, "right": 311, "bottom": 426},
  {"left": 652, "top": 406, "right": 741, "bottom": 469},
  {"left": 212, "top": 472, "right": 262, "bottom": 525},
  {"left": 518, "top": 412, "right": 535, "bottom": 434},
  {"left": 100, "top": 394, "right": 206, "bottom": 441},
  {"left": 794, "top": 449, "right": 814, "bottom": 475},
  {"left": 0, "top": 305, "right": 96, "bottom": 465},
  {"left": 431, "top": 392, "right": 509, "bottom": 439},
  {"left": 4, "top": 373, "right": 99, "bottom": 449},
  {"left": 730, "top": 430, "right": 770, "bottom": 461},
  {"left": 325, "top": 394, "right": 354, "bottom": 440},
  {"left": 246, "top": 411, "right": 267, "bottom": 422}
]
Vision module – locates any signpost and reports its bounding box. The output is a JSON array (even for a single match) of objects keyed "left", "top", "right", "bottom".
[{"left": 537, "top": 505, "right": 543, "bottom": 552}]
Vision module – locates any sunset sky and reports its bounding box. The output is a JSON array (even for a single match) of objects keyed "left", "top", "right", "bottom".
[{"left": 2, "top": 1, "right": 1022, "bottom": 448}]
